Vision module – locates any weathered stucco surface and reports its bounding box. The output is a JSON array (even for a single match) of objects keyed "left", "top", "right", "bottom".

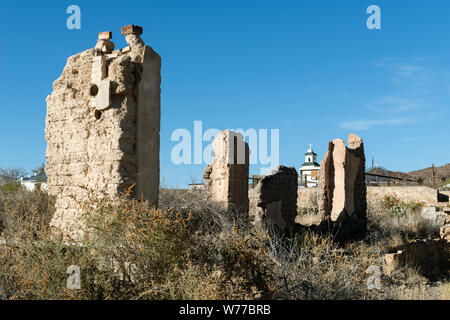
[
  {"left": 367, "top": 186, "right": 439, "bottom": 207},
  {"left": 203, "top": 130, "right": 249, "bottom": 213},
  {"left": 249, "top": 166, "right": 298, "bottom": 233},
  {"left": 299, "top": 186, "right": 442, "bottom": 209},
  {"left": 384, "top": 239, "right": 449, "bottom": 280},
  {"left": 301, "top": 134, "right": 367, "bottom": 239},
  {"left": 297, "top": 188, "right": 319, "bottom": 210},
  {"left": 441, "top": 215, "right": 450, "bottom": 242},
  {"left": 45, "top": 25, "right": 161, "bottom": 240}
]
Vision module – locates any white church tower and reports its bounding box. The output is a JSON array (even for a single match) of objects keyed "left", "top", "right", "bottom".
[{"left": 299, "top": 144, "right": 320, "bottom": 187}]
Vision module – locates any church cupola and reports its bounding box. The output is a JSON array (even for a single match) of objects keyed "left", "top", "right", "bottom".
[
  {"left": 299, "top": 144, "right": 321, "bottom": 188},
  {"left": 303, "top": 144, "right": 318, "bottom": 165}
]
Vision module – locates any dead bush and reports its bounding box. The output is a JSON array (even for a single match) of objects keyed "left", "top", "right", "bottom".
[
  {"left": 0, "top": 188, "right": 53, "bottom": 240},
  {"left": 264, "top": 230, "right": 385, "bottom": 300},
  {"left": 0, "top": 188, "right": 446, "bottom": 300},
  {"left": 367, "top": 195, "right": 440, "bottom": 242}
]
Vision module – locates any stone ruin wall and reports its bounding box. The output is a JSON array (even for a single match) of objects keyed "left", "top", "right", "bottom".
[
  {"left": 45, "top": 25, "right": 160, "bottom": 240},
  {"left": 299, "top": 186, "right": 442, "bottom": 210},
  {"left": 367, "top": 186, "right": 439, "bottom": 208},
  {"left": 203, "top": 130, "right": 250, "bottom": 214},
  {"left": 313, "top": 134, "right": 367, "bottom": 238},
  {"left": 294, "top": 134, "right": 449, "bottom": 272},
  {"left": 384, "top": 239, "right": 449, "bottom": 280},
  {"left": 202, "top": 129, "right": 450, "bottom": 243},
  {"left": 41, "top": 22, "right": 449, "bottom": 248},
  {"left": 441, "top": 215, "right": 450, "bottom": 242},
  {"left": 202, "top": 131, "right": 368, "bottom": 237},
  {"left": 297, "top": 188, "right": 319, "bottom": 210},
  {"left": 203, "top": 131, "right": 299, "bottom": 232},
  {"left": 249, "top": 166, "right": 298, "bottom": 233}
]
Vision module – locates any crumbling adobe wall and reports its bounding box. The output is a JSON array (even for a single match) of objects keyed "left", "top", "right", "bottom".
[
  {"left": 203, "top": 130, "right": 249, "bottom": 214},
  {"left": 367, "top": 186, "right": 439, "bottom": 209},
  {"left": 249, "top": 166, "right": 298, "bottom": 233},
  {"left": 297, "top": 188, "right": 319, "bottom": 210},
  {"left": 45, "top": 25, "right": 161, "bottom": 240},
  {"left": 384, "top": 239, "right": 449, "bottom": 280},
  {"left": 441, "top": 215, "right": 450, "bottom": 242},
  {"left": 305, "top": 134, "right": 367, "bottom": 239},
  {"left": 298, "top": 186, "right": 441, "bottom": 213},
  {"left": 384, "top": 208, "right": 450, "bottom": 280}
]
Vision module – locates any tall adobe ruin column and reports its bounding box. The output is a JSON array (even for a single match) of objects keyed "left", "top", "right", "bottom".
[
  {"left": 317, "top": 134, "right": 367, "bottom": 239},
  {"left": 203, "top": 130, "right": 250, "bottom": 214},
  {"left": 45, "top": 25, "right": 161, "bottom": 240}
]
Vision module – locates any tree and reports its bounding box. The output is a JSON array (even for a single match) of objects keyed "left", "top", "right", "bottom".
[
  {"left": 0, "top": 167, "right": 27, "bottom": 184},
  {"left": 33, "top": 163, "right": 47, "bottom": 182}
]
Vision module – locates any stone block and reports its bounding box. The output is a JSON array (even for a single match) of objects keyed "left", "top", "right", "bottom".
[
  {"left": 98, "top": 31, "right": 112, "bottom": 40},
  {"left": 94, "top": 79, "right": 111, "bottom": 111},
  {"left": 121, "top": 24, "right": 143, "bottom": 35},
  {"left": 91, "top": 55, "right": 107, "bottom": 83},
  {"left": 95, "top": 39, "right": 115, "bottom": 54}
]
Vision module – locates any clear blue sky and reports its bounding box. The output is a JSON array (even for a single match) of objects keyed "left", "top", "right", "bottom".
[{"left": 1, "top": 1, "right": 449, "bottom": 187}]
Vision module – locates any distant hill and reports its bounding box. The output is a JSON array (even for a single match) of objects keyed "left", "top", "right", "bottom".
[
  {"left": 408, "top": 163, "right": 450, "bottom": 185},
  {"left": 366, "top": 167, "right": 412, "bottom": 180},
  {"left": 366, "top": 163, "right": 450, "bottom": 187}
]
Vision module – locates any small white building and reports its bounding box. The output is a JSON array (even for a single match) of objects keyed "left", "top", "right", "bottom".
[
  {"left": 189, "top": 183, "right": 205, "bottom": 191},
  {"left": 299, "top": 144, "right": 320, "bottom": 188},
  {"left": 19, "top": 175, "right": 47, "bottom": 192}
]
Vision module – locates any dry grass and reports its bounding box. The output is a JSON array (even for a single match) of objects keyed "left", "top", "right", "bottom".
[
  {"left": 367, "top": 195, "right": 441, "bottom": 242},
  {"left": 0, "top": 188, "right": 447, "bottom": 300}
]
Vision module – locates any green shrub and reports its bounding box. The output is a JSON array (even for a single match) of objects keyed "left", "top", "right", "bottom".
[
  {"left": 381, "top": 195, "right": 423, "bottom": 216},
  {"left": 0, "top": 183, "right": 24, "bottom": 194}
]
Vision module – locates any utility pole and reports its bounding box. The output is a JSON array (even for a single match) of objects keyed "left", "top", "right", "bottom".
[
  {"left": 432, "top": 163, "right": 436, "bottom": 188},
  {"left": 372, "top": 156, "right": 374, "bottom": 170}
]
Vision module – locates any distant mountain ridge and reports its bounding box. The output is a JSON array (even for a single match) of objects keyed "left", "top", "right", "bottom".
[
  {"left": 366, "top": 167, "right": 411, "bottom": 180},
  {"left": 366, "top": 163, "right": 450, "bottom": 186},
  {"left": 408, "top": 163, "right": 450, "bottom": 179}
]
